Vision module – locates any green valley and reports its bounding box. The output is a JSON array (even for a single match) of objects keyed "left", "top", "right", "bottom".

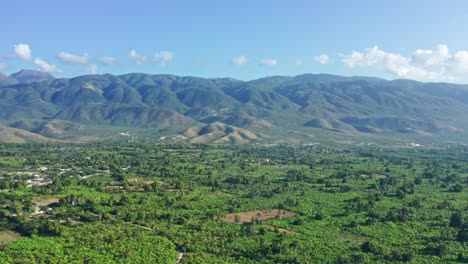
[{"left": 0, "top": 142, "right": 466, "bottom": 263}]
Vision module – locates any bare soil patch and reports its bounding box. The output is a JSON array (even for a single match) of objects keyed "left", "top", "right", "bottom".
[
  {"left": 32, "top": 197, "right": 60, "bottom": 207},
  {"left": 223, "top": 209, "right": 298, "bottom": 224}
]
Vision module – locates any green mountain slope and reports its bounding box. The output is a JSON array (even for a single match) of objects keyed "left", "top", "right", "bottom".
[{"left": 1, "top": 71, "right": 468, "bottom": 142}]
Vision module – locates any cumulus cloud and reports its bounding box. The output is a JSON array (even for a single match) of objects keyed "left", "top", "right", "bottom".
[
  {"left": 232, "top": 55, "right": 248, "bottom": 65},
  {"left": 14, "top": 43, "right": 32, "bottom": 60},
  {"left": 449, "top": 50, "right": 468, "bottom": 74},
  {"left": 0, "top": 62, "right": 6, "bottom": 71},
  {"left": 98, "top": 57, "right": 118, "bottom": 66},
  {"left": 340, "top": 45, "right": 468, "bottom": 81},
  {"left": 153, "top": 51, "right": 174, "bottom": 66},
  {"left": 411, "top": 45, "right": 449, "bottom": 67},
  {"left": 33, "top": 58, "right": 62, "bottom": 73},
  {"left": 128, "top": 49, "right": 147, "bottom": 64},
  {"left": 9, "top": 44, "right": 61, "bottom": 73},
  {"left": 57, "top": 52, "right": 89, "bottom": 65},
  {"left": 314, "top": 54, "right": 329, "bottom": 64},
  {"left": 260, "top": 58, "right": 277, "bottom": 67},
  {"left": 87, "top": 64, "right": 98, "bottom": 74}
]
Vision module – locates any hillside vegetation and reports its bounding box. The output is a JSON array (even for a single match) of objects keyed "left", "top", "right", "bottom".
[{"left": 1, "top": 71, "right": 468, "bottom": 142}]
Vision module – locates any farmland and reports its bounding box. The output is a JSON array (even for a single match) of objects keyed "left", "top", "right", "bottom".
[{"left": 0, "top": 142, "right": 466, "bottom": 263}]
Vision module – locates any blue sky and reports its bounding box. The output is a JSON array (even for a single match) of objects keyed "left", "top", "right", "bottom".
[{"left": 2, "top": 0, "right": 468, "bottom": 82}]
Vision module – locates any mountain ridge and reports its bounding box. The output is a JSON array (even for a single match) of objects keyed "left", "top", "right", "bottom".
[{"left": 1, "top": 71, "right": 468, "bottom": 143}]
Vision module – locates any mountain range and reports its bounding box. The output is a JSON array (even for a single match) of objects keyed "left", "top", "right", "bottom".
[{"left": 1, "top": 70, "right": 468, "bottom": 143}]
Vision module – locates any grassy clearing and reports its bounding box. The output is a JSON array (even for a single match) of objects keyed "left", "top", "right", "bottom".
[
  {"left": 0, "top": 231, "right": 22, "bottom": 245},
  {"left": 264, "top": 225, "right": 300, "bottom": 235},
  {"left": 32, "top": 197, "right": 60, "bottom": 207}
]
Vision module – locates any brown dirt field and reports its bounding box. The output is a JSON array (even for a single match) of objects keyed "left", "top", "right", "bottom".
[
  {"left": 223, "top": 209, "right": 298, "bottom": 224},
  {"left": 32, "top": 197, "right": 60, "bottom": 207}
]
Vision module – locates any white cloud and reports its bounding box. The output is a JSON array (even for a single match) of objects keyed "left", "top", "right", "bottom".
[
  {"left": 14, "top": 43, "right": 32, "bottom": 61},
  {"left": 10, "top": 44, "right": 61, "bottom": 73},
  {"left": 412, "top": 45, "right": 449, "bottom": 67},
  {"left": 87, "top": 64, "right": 98, "bottom": 74},
  {"left": 153, "top": 51, "right": 174, "bottom": 66},
  {"left": 341, "top": 45, "right": 457, "bottom": 81},
  {"left": 128, "top": 49, "right": 147, "bottom": 64},
  {"left": 295, "top": 59, "right": 304, "bottom": 66},
  {"left": 232, "top": 55, "right": 248, "bottom": 65},
  {"left": 57, "top": 52, "right": 89, "bottom": 65},
  {"left": 260, "top": 58, "right": 277, "bottom": 67},
  {"left": 98, "top": 57, "right": 118, "bottom": 66},
  {"left": 0, "top": 62, "right": 6, "bottom": 71},
  {"left": 33, "top": 58, "right": 62, "bottom": 73},
  {"left": 448, "top": 51, "right": 468, "bottom": 74},
  {"left": 314, "top": 54, "right": 329, "bottom": 64}
]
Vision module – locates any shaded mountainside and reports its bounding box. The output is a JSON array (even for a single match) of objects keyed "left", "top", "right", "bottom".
[
  {"left": 0, "top": 73, "right": 18, "bottom": 86},
  {"left": 1, "top": 71, "right": 468, "bottom": 142},
  {"left": 53, "top": 104, "right": 197, "bottom": 128},
  {"left": 10, "top": 120, "right": 87, "bottom": 137},
  {"left": 10, "top": 70, "right": 55, "bottom": 84},
  {"left": 0, "top": 70, "right": 55, "bottom": 86}
]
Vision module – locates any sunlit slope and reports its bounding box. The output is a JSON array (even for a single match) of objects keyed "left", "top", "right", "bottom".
[{"left": 1, "top": 71, "right": 468, "bottom": 142}]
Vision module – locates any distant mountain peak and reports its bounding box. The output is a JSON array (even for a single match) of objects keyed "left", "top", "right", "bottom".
[
  {"left": 11, "top": 69, "right": 53, "bottom": 76},
  {"left": 0, "top": 72, "right": 19, "bottom": 86},
  {"left": 9, "top": 69, "right": 55, "bottom": 84}
]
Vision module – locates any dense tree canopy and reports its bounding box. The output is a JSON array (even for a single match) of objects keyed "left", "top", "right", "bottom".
[{"left": 0, "top": 142, "right": 466, "bottom": 263}]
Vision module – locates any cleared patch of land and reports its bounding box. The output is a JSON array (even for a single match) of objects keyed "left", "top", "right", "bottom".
[
  {"left": 128, "top": 177, "right": 154, "bottom": 184},
  {"left": 223, "top": 209, "right": 298, "bottom": 224},
  {"left": 370, "top": 174, "right": 387, "bottom": 179},
  {"left": 0, "top": 230, "right": 22, "bottom": 245},
  {"left": 32, "top": 197, "right": 60, "bottom": 207},
  {"left": 264, "top": 225, "right": 300, "bottom": 235}
]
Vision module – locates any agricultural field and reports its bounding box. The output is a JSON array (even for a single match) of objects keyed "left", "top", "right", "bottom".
[
  {"left": 0, "top": 231, "right": 22, "bottom": 246},
  {"left": 0, "top": 142, "right": 466, "bottom": 263}
]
